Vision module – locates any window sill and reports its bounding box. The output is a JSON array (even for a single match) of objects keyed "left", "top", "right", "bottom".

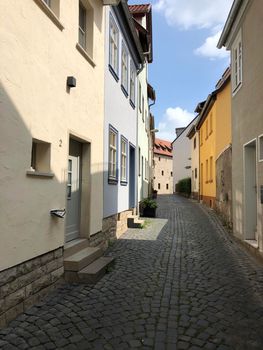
[
  {"left": 26, "top": 170, "right": 54, "bottom": 178},
  {"left": 76, "top": 44, "right": 96, "bottom": 67},
  {"left": 108, "top": 178, "right": 118, "bottom": 185},
  {"left": 130, "top": 100, "right": 135, "bottom": 109},
  {"left": 232, "top": 82, "right": 242, "bottom": 97},
  {"left": 34, "top": 0, "right": 64, "bottom": 31},
  {"left": 121, "top": 85, "right": 128, "bottom": 98},
  {"left": 120, "top": 181, "right": 128, "bottom": 186},
  {"left": 109, "top": 65, "right": 119, "bottom": 82}
]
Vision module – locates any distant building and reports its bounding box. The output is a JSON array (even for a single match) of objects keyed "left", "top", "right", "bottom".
[
  {"left": 172, "top": 118, "right": 197, "bottom": 192},
  {"left": 153, "top": 138, "right": 173, "bottom": 194},
  {"left": 218, "top": 0, "right": 263, "bottom": 253}
]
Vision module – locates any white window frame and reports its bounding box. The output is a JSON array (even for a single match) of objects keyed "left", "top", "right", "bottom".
[
  {"left": 109, "top": 126, "right": 118, "bottom": 182},
  {"left": 121, "top": 137, "right": 128, "bottom": 183},
  {"left": 259, "top": 134, "right": 263, "bottom": 162},
  {"left": 121, "top": 43, "right": 129, "bottom": 92},
  {"left": 232, "top": 30, "right": 242, "bottom": 94},
  {"left": 109, "top": 15, "right": 119, "bottom": 76},
  {"left": 130, "top": 62, "right": 136, "bottom": 105}
]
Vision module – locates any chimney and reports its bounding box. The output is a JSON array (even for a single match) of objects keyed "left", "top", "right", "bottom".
[{"left": 175, "top": 127, "right": 185, "bottom": 138}]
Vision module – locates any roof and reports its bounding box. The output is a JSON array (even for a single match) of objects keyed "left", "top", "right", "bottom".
[
  {"left": 128, "top": 4, "right": 151, "bottom": 14},
  {"left": 128, "top": 4, "right": 153, "bottom": 63},
  {"left": 172, "top": 115, "right": 199, "bottom": 145},
  {"left": 196, "top": 68, "right": 231, "bottom": 130},
  {"left": 218, "top": 0, "right": 248, "bottom": 48},
  {"left": 154, "top": 138, "right": 173, "bottom": 158}
]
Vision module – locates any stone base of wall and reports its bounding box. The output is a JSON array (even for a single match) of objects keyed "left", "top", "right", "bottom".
[
  {"left": 201, "top": 195, "right": 216, "bottom": 208},
  {"left": 0, "top": 247, "right": 64, "bottom": 328},
  {"left": 103, "top": 209, "right": 134, "bottom": 241},
  {"left": 216, "top": 146, "right": 232, "bottom": 228},
  {"left": 191, "top": 192, "right": 199, "bottom": 200}
]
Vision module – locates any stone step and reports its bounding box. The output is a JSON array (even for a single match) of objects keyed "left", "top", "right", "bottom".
[
  {"left": 64, "top": 238, "right": 89, "bottom": 259},
  {"left": 78, "top": 257, "right": 115, "bottom": 284},
  {"left": 127, "top": 215, "right": 144, "bottom": 229},
  {"left": 64, "top": 247, "right": 103, "bottom": 272}
]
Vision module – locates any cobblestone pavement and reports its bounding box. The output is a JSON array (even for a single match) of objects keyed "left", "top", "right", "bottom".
[{"left": 1, "top": 195, "right": 263, "bottom": 350}]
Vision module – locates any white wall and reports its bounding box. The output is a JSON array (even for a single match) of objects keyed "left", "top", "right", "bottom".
[
  {"left": 137, "top": 64, "right": 149, "bottom": 202},
  {"left": 172, "top": 118, "right": 197, "bottom": 191},
  {"left": 103, "top": 7, "right": 138, "bottom": 218}
]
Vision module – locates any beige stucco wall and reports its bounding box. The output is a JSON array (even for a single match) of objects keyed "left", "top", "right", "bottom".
[
  {"left": 231, "top": 0, "right": 263, "bottom": 251},
  {"left": 153, "top": 154, "right": 173, "bottom": 194},
  {"left": 0, "top": 0, "right": 105, "bottom": 270}
]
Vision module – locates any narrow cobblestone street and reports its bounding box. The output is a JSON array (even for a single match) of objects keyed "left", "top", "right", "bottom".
[{"left": 1, "top": 195, "right": 263, "bottom": 350}]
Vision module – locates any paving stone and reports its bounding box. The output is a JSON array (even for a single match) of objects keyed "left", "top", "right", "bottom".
[{"left": 0, "top": 195, "right": 263, "bottom": 349}]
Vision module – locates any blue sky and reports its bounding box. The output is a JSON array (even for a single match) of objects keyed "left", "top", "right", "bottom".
[{"left": 128, "top": 0, "right": 233, "bottom": 141}]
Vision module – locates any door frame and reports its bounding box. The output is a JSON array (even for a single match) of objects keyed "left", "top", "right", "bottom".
[
  {"left": 129, "top": 142, "right": 136, "bottom": 209},
  {"left": 66, "top": 133, "right": 91, "bottom": 243},
  {"left": 243, "top": 138, "right": 258, "bottom": 241}
]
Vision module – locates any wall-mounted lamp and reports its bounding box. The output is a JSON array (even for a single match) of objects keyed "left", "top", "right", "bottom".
[
  {"left": 67, "top": 76, "right": 76, "bottom": 88},
  {"left": 50, "top": 209, "right": 66, "bottom": 218}
]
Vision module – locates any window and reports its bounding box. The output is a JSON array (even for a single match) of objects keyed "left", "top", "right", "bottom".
[
  {"left": 121, "top": 43, "right": 129, "bottom": 92},
  {"left": 121, "top": 137, "right": 127, "bottom": 183},
  {"left": 259, "top": 135, "right": 263, "bottom": 161},
  {"left": 206, "top": 159, "right": 208, "bottom": 183},
  {"left": 161, "top": 170, "right": 164, "bottom": 176},
  {"left": 142, "top": 156, "right": 144, "bottom": 178},
  {"left": 210, "top": 113, "right": 213, "bottom": 134},
  {"left": 138, "top": 147, "right": 141, "bottom": 175},
  {"left": 67, "top": 159, "right": 72, "bottom": 199},
  {"left": 130, "top": 63, "right": 136, "bottom": 105},
  {"left": 166, "top": 184, "right": 169, "bottom": 190},
  {"left": 200, "top": 129, "right": 203, "bottom": 145},
  {"left": 109, "top": 127, "right": 118, "bottom": 182},
  {"left": 195, "top": 168, "right": 197, "bottom": 179},
  {"left": 42, "top": 0, "right": 60, "bottom": 17},
  {"left": 109, "top": 15, "right": 119, "bottom": 75},
  {"left": 232, "top": 31, "right": 242, "bottom": 92},
  {"left": 158, "top": 183, "right": 160, "bottom": 190},
  {"left": 78, "top": 1, "right": 94, "bottom": 58},
  {"left": 142, "top": 96, "right": 145, "bottom": 122},
  {"left": 210, "top": 156, "right": 213, "bottom": 182},
  {"left": 194, "top": 137, "right": 196, "bottom": 149},
  {"left": 205, "top": 120, "right": 208, "bottom": 139},
  {"left": 171, "top": 171, "right": 173, "bottom": 177},
  {"left": 79, "top": 2, "right": 86, "bottom": 49},
  {"left": 159, "top": 157, "right": 161, "bottom": 161},
  {"left": 138, "top": 82, "right": 142, "bottom": 112},
  {"left": 145, "top": 158, "right": 147, "bottom": 180},
  {"left": 30, "top": 139, "right": 51, "bottom": 173}
]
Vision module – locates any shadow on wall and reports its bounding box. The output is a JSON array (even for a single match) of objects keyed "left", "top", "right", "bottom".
[{"left": 0, "top": 83, "right": 106, "bottom": 270}]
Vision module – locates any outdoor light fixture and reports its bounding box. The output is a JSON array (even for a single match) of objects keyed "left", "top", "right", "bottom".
[
  {"left": 67, "top": 76, "right": 76, "bottom": 88},
  {"left": 50, "top": 209, "right": 66, "bottom": 218}
]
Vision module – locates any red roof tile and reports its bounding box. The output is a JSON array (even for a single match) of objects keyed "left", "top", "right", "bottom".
[
  {"left": 128, "top": 4, "right": 151, "bottom": 14},
  {"left": 154, "top": 138, "right": 173, "bottom": 158}
]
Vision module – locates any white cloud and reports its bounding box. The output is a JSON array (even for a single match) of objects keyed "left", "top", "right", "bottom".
[
  {"left": 157, "top": 107, "right": 195, "bottom": 141},
  {"left": 154, "top": 0, "right": 232, "bottom": 60},
  {"left": 154, "top": 0, "right": 232, "bottom": 30},
  {"left": 194, "top": 31, "right": 229, "bottom": 60}
]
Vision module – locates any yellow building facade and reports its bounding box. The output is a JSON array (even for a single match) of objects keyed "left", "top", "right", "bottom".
[{"left": 197, "top": 69, "right": 231, "bottom": 210}]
